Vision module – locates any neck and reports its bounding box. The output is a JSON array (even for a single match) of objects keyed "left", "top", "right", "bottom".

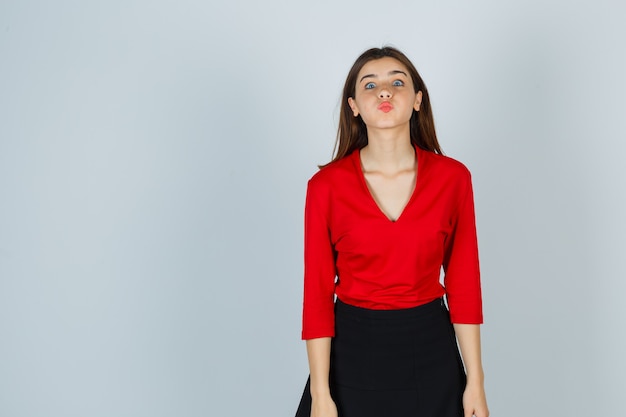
[{"left": 361, "top": 126, "right": 414, "bottom": 172}]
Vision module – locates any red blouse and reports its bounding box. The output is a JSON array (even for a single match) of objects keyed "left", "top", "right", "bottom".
[{"left": 301, "top": 145, "right": 483, "bottom": 340}]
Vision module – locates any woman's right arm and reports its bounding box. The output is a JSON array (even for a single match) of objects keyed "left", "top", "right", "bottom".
[
  {"left": 303, "top": 177, "right": 338, "bottom": 416},
  {"left": 306, "top": 337, "right": 337, "bottom": 417}
]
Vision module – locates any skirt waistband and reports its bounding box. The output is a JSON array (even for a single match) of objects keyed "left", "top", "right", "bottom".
[{"left": 335, "top": 297, "right": 445, "bottom": 320}]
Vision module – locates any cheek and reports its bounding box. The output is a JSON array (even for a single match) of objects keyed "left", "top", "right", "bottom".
[{"left": 354, "top": 97, "right": 374, "bottom": 113}]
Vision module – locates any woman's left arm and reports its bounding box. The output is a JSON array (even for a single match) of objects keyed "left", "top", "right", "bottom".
[{"left": 454, "top": 323, "right": 489, "bottom": 417}]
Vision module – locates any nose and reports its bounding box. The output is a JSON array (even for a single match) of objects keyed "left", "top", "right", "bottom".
[{"left": 379, "top": 88, "right": 392, "bottom": 99}]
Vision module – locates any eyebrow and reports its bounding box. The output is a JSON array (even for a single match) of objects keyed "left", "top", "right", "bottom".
[{"left": 359, "top": 70, "right": 408, "bottom": 84}]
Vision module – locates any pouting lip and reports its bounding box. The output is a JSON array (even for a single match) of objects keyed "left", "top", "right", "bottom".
[{"left": 377, "top": 101, "right": 393, "bottom": 112}]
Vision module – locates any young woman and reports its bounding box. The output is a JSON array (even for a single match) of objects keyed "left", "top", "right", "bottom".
[{"left": 295, "top": 47, "right": 489, "bottom": 417}]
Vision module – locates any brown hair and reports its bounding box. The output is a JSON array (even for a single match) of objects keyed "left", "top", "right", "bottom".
[{"left": 325, "top": 46, "right": 442, "bottom": 165}]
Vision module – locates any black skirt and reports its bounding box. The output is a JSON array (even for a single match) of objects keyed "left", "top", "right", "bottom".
[{"left": 295, "top": 297, "right": 466, "bottom": 417}]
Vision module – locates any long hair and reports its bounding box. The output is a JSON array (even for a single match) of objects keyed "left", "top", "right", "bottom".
[{"left": 325, "top": 47, "right": 442, "bottom": 166}]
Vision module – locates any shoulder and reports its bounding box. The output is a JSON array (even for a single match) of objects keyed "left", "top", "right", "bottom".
[
  {"left": 308, "top": 152, "right": 357, "bottom": 189},
  {"left": 423, "top": 149, "right": 471, "bottom": 176},
  {"left": 305, "top": 153, "right": 357, "bottom": 212},
  {"left": 420, "top": 149, "right": 472, "bottom": 184}
]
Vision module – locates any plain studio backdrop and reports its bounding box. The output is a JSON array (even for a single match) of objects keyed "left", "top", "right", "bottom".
[{"left": 1, "top": 1, "right": 624, "bottom": 416}]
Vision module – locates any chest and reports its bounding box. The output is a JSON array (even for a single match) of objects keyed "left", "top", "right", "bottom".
[
  {"left": 327, "top": 179, "right": 458, "bottom": 257},
  {"left": 363, "top": 169, "right": 416, "bottom": 222}
]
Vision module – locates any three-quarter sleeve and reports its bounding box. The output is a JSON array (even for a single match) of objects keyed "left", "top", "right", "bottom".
[
  {"left": 442, "top": 170, "right": 483, "bottom": 324},
  {"left": 301, "top": 178, "right": 337, "bottom": 339}
]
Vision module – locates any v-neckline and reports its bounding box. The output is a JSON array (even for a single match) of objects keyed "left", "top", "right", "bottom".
[{"left": 354, "top": 145, "right": 421, "bottom": 223}]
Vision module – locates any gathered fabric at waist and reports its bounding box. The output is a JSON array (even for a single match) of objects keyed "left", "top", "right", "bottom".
[{"left": 335, "top": 296, "right": 445, "bottom": 321}]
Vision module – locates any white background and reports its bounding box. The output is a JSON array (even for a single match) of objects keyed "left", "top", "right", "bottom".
[{"left": 1, "top": 1, "right": 625, "bottom": 416}]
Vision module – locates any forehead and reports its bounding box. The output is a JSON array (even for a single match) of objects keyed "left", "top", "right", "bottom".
[{"left": 357, "top": 57, "right": 410, "bottom": 79}]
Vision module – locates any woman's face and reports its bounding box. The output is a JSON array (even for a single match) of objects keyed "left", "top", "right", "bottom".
[{"left": 348, "top": 57, "right": 422, "bottom": 132}]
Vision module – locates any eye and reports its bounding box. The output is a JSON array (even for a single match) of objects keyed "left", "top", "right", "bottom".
[
  {"left": 364, "top": 82, "right": 376, "bottom": 89},
  {"left": 392, "top": 80, "right": 404, "bottom": 87}
]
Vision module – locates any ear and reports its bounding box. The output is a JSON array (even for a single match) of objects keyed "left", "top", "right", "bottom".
[
  {"left": 414, "top": 91, "right": 423, "bottom": 112},
  {"left": 348, "top": 97, "right": 359, "bottom": 117}
]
